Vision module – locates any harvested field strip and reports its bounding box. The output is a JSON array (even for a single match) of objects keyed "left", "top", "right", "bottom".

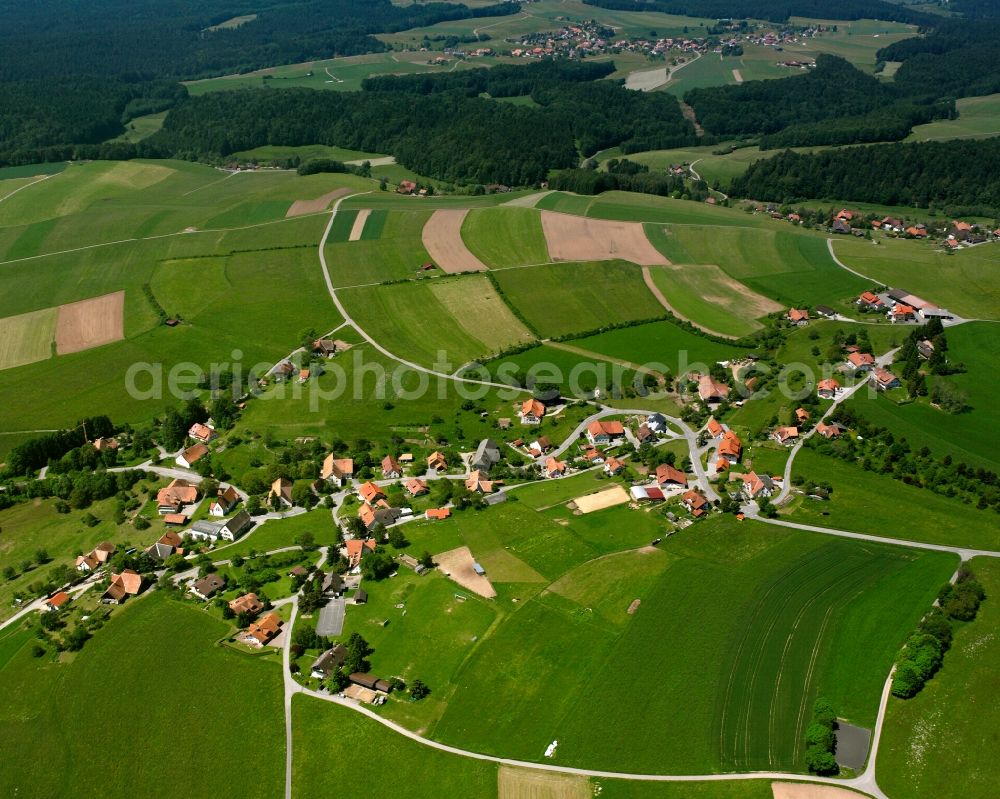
[
  {"left": 541, "top": 211, "right": 669, "bottom": 265},
  {"left": 646, "top": 262, "right": 781, "bottom": 338},
  {"left": 348, "top": 208, "right": 371, "bottom": 241},
  {"left": 286, "top": 187, "right": 349, "bottom": 217},
  {"left": 0, "top": 307, "right": 58, "bottom": 369},
  {"left": 54, "top": 290, "right": 125, "bottom": 355},
  {"left": 435, "top": 545, "right": 496, "bottom": 599},
  {"left": 498, "top": 765, "right": 589, "bottom": 799},
  {"left": 427, "top": 275, "right": 535, "bottom": 356},
  {"left": 423, "top": 209, "right": 488, "bottom": 273},
  {"left": 461, "top": 207, "right": 549, "bottom": 268},
  {"left": 339, "top": 280, "right": 510, "bottom": 366}
]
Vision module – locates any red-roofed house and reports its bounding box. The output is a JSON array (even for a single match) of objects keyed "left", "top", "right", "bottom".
[
  {"left": 175, "top": 443, "right": 208, "bottom": 468},
  {"left": 603, "top": 457, "right": 625, "bottom": 476},
  {"left": 890, "top": 304, "right": 915, "bottom": 323},
  {"left": 520, "top": 399, "right": 545, "bottom": 424},
  {"left": 817, "top": 379, "right": 840, "bottom": 399},
  {"left": 426, "top": 451, "right": 448, "bottom": 472},
  {"left": 872, "top": 368, "right": 901, "bottom": 391},
  {"left": 359, "top": 482, "right": 385, "bottom": 504},
  {"left": 795, "top": 408, "right": 810, "bottom": 423},
  {"left": 718, "top": 430, "right": 742, "bottom": 461},
  {"left": 655, "top": 464, "right": 687, "bottom": 487},
  {"left": 404, "top": 478, "right": 428, "bottom": 497},
  {"left": 269, "top": 477, "right": 293, "bottom": 507},
  {"left": 544, "top": 457, "right": 567, "bottom": 479},
  {"left": 786, "top": 308, "right": 809, "bottom": 325},
  {"left": 586, "top": 420, "right": 625, "bottom": 446},
  {"left": 210, "top": 485, "right": 240, "bottom": 516},
  {"left": 346, "top": 538, "right": 377, "bottom": 568},
  {"left": 188, "top": 422, "right": 216, "bottom": 443},
  {"left": 706, "top": 417, "right": 724, "bottom": 438},
  {"left": 321, "top": 455, "right": 354, "bottom": 487},
  {"left": 465, "top": 470, "right": 497, "bottom": 494},
  {"left": 857, "top": 291, "right": 883, "bottom": 309},
  {"left": 681, "top": 490, "right": 709, "bottom": 517},
  {"left": 698, "top": 375, "right": 730, "bottom": 404},
  {"left": 381, "top": 456, "right": 402, "bottom": 479},
  {"left": 426, "top": 508, "right": 451, "bottom": 520},
  {"left": 816, "top": 422, "right": 844, "bottom": 439},
  {"left": 772, "top": 426, "right": 799, "bottom": 445},
  {"left": 847, "top": 352, "right": 875, "bottom": 371},
  {"left": 43, "top": 592, "right": 71, "bottom": 612}
]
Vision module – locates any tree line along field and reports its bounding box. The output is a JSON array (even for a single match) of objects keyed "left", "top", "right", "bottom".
[
  {"left": 0, "top": 593, "right": 285, "bottom": 798},
  {"left": 878, "top": 556, "right": 1000, "bottom": 799},
  {"left": 906, "top": 91, "right": 1000, "bottom": 142},
  {"left": 785, "top": 449, "right": 1000, "bottom": 552},
  {"left": 847, "top": 322, "right": 1000, "bottom": 472}
]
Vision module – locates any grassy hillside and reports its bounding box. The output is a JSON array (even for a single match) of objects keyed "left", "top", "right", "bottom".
[
  {"left": 427, "top": 516, "right": 953, "bottom": 772},
  {"left": 461, "top": 207, "right": 549, "bottom": 267},
  {"left": 830, "top": 236, "right": 1000, "bottom": 321},
  {"left": 878, "top": 556, "right": 1000, "bottom": 799},
  {"left": 0, "top": 593, "right": 284, "bottom": 798},
  {"left": 492, "top": 260, "right": 664, "bottom": 338},
  {"left": 787, "top": 449, "right": 1000, "bottom": 551},
  {"left": 847, "top": 322, "right": 1000, "bottom": 471},
  {"left": 339, "top": 275, "right": 534, "bottom": 367}
]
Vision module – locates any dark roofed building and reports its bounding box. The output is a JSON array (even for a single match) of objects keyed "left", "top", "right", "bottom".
[
  {"left": 311, "top": 645, "right": 348, "bottom": 679},
  {"left": 191, "top": 573, "right": 225, "bottom": 600}
]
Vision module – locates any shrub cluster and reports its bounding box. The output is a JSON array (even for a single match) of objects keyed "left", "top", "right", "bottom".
[
  {"left": 892, "top": 570, "right": 986, "bottom": 698},
  {"left": 804, "top": 697, "right": 838, "bottom": 775}
]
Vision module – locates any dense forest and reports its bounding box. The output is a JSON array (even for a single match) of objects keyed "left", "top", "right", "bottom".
[
  {"left": 0, "top": 0, "right": 514, "bottom": 161},
  {"left": 0, "top": 0, "right": 515, "bottom": 81},
  {"left": 582, "top": 0, "right": 932, "bottom": 24},
  {"left": 729, "top": 137, "right": 1000, "bottom": 213},
  {"left": 685, "top": 54, "right": 952, "bottom": 148},
  {"left": 147, "top": 62, "right": 697, "bottom": 185},
  {"left": 877, "top": 20, "right": 1000, "bottom": 100}
]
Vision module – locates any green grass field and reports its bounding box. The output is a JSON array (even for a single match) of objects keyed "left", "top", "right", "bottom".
[
  {"left": 340, "top": 274, "right": 534, "bottom": 366},
  {"left": 643, "top": 248, "right": 778, "bottom": 338},
  {"left": 461, "top": 207, "right": 549, "bottom": 267},
  {"left": 427, "top": 516, "right": 954, "bottom": 772},
  {"left": 847, "top": 322, "right": 1000, "bottom": 471},
  {"left": 569, "top": 319, "right": 744, "bottom": 377},
  {"left": 830, "top": 237, "right": 1000, "bottom": 320},
  {"left": 325, "top": 209, "right": 433, "bottom": 286},
  {"left": 0, "top": 593, "right": 284, "bottom": 798},
  {"left": 787, "top": 449, "right": 1000, "bottom": 551},
  {"left": 907, "top": 93, "right": 1000, "bottom": 142},
  {"left": 878, "top": 556, "right": 1000, "bottom": 799},
  {"left": 492, "top": 261, "right": 664, "bottom": 338},
  {"left": 662, "top": 224, "right": 868, "bottom": 308},
  {"left": 0, "top": 161, "right": 376, "bottom": 432},
  {"left": 292, "top": 696, "right": 498, "bottom": 799}
]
